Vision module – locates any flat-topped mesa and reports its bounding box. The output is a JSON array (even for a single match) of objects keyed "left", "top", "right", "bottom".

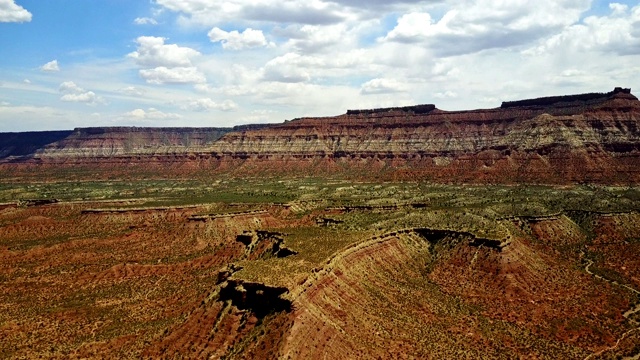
[
  {"left": 346, "top": 104, "right": 436, "bottom": 116},
  {"left": 2, "top": 87, "right": 640, "bottom": 184},
  {"left": 501, "top": 87, "right": 637, "bottom": 108},
  {"left": 69, "top": 125, "right": 276, "bottom": 139},
  {"left": 72, "top": 126, "right": 228, "bottom": 135}
]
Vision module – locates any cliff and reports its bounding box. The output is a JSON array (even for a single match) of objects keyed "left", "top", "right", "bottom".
[
  {"left": 11, "top": 127, "right": 232, "bottom": 159},
  {"left": 0, "top": 130, "right": 73, "bottom": 158},
  {"left": 1, "top": 88, "right": 639, "bottom": 183}
]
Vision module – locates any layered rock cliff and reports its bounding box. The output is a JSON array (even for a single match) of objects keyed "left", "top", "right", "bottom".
[{"left": 1, "top": 88, "right": 639, "bottom": 183}]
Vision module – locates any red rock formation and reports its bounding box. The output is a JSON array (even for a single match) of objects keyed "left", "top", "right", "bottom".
[{"left": 1, "top": 88, "right": 639, "bottom": 183}]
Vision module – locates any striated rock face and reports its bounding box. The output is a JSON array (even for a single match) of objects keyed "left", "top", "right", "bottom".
[
  {"left": 29, "top": 127, "right": 232, "bottom": 158},
  {"left": 280, "top": 226, "right": 633, "bottom": 358},
  {"left": 2, "top": 88, "right": 640, "bottom": 183},
  {"left": 202, "top": 88, "right": 640, "bottom": 183}
]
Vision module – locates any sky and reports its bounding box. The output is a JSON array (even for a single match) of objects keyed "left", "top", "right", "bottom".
[{"left": 0, "top": 0, "right": 639, "bottom": 132}]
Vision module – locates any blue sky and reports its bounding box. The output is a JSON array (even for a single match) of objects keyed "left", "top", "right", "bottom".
[{"left": 1, "top": 0, "right": 639, "bottom": 131}]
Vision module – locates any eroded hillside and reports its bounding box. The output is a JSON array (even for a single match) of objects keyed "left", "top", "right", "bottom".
[{"left": 1, "top": 180, "right": 639, "bottom": 359}]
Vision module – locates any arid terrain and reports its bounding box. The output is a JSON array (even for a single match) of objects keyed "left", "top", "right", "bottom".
[
  {"left": 2, "top": 87, "right": 640, "bottom": 184},
  {"left": 1, "top": 89, "right": 640, "bottom": 359}
]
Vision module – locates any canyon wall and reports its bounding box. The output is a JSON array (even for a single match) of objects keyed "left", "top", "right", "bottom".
[{"left": 1, "top": 88, "right": 639, "bottom": 183}]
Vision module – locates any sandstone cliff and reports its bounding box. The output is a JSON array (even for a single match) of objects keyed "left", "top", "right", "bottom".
[{"left": 1, "top": 88, "right": 639, "bottom": 183}]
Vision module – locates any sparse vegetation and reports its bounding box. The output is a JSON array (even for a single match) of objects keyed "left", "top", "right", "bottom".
[{"left": 1, "top": 178, "right": 639, "bottom": 358}]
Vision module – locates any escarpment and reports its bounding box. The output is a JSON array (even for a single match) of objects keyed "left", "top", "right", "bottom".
[
  {"left": 277, "top": 223, "right": 635, "bottom": 358},
  {"left": 1, "top": 88, "right": 640, "bottom": 183}
]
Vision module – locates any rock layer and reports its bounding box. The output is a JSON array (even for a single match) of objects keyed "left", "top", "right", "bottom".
[{"left": 1, "top": 88, "right": 639, "bottom": 183}]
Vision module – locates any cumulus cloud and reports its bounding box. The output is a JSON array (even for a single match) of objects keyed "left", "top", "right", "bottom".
[
  {"left": 609, "top": 3, "right": 628, "bottom": 16},
  {"left": 208, "top": 27, "right": 269, "bottom": 50},
  {"left": 0, "top": 0, "right": 31, "bottom": 22},
  {"left": 383, "top": 0, "right": 591, "bottom": 56},
  {"left": 241, "top": 2, "right": 345, "bottom": 25},
  {"left": 40, "top": 60, "right": 60, "bottom": 72},
  {"left": 155, "top": 0, "right": 345, "bottom": 26},
  {"left": 129, "top": 36, "right": 200, "bottom": 67},
  {"left": 123, "top": 108, "right": 182, "bottom": 121},
  {"left": 526, "top": 4, "right": 640, "bottom": 56},
  {"left": 59, "top": 81, "right": 83, "bottom": 94},
  {"left": 280, "top": 24, "right": 354, "bottom": 54},
  {"left": 58, "top": 81, "right": 105, "bottom": 105},
  {"left": 129, "top": 36, "right": 207, "bottom": 85},
  {"left": 182, "top": 98, "right": 238, "bottom": 112},
  {"left": 134, "top": 17, "right": 158, "bottom": 25},
  {"left": 6, "top": 0, "right": 640, "bottom": 130},
  {"left": 329, "top": 0, "right": 437, "bottom": 8},
  {"left": 262, "top": 53, "right": 312, "bottom": 83},
  {"left": 361, "top": 78, "right": 406, "bottom": 94},
  {"left": 383, "top": 12, "right": 432, "bottom": 43}
]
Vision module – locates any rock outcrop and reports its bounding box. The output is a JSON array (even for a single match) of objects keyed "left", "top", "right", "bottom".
[
  {"left": 2, "top": 183, "right": 639, "bottom": 358},
  {"left": 1, "top": 88, "right": 639, "bottom": 183}
]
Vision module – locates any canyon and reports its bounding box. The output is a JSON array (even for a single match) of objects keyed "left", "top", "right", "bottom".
[
  {"left": 1, "top": 88, "right": 640, "bottom": 359},
  {"left": 1, "top": 87, "right": 639, "bottom": 183}
]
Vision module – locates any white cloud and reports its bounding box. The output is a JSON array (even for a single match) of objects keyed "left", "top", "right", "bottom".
[
  {"left": 129, "top": 36, "right": 207, "bottom": 85},
  {"left": 183, "top": 98, "right": 238, "bottom": 112},
  {"left": 609, "top": 3, "right": 628, "bottom": 16},
  {"left": 262, "top": 53, "right": 312, "bottom": 83},
  {"left": 58, "top": 81, "right": 105, "bottom": 105},
  {"left": 0, "top": 0, "right": 31, "bottom": 23},
  {"left": 281, "top": 23, "right": 356, "bottom": 54},
  {"left": 361, "top": 78, "right": 406, "bottom": 94},
  {"left": 194, "top": 83, "right": 215, "bottom": 93},
  {"left": 208, "top": 27, "right": 270, "bottom": 50},
  {"left": 383, "top": 0, "right": 591, "bottom": 56},
  {"left": 61, "top": 91, "right": 98, "bottom": 103},
  {"left": 5, "top": 0, "right": 640, "bottom": 131},
  {"left": 134, "top": 17, "right": 158, "bottom": 25},
  {"left": 59, "top": 81, "right": 84, "bottom": 94},
  {"left": 383, "top": 12, "right": 432, "bottom": 43},
  {"left": 41, "top": 60, "right": 60, "bottom": 72},
  {"left": 155, "top": 0, "right": 346, "bottom": 27},
  {"left": 122, "top": 108, "right": 182, "bottom": 121},
  {"left": 526, "top": 4, "right": 640, "bottom": 56},
  {"left": 119, "top": 86, "right": 146, "bottom": 96},
  {"left": 128, "top": 36, "right": 200, "bottom": 68},
  {"left": 139, "top": 66, "right": 206, "bottom": 84}
]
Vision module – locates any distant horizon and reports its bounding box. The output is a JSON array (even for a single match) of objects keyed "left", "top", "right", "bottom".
[
  {"left": 0, "top": 85, "right": 633, "bottom": 133},
  {"left": 1, "top": 0, "right": 639, "bottom": 132}
]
